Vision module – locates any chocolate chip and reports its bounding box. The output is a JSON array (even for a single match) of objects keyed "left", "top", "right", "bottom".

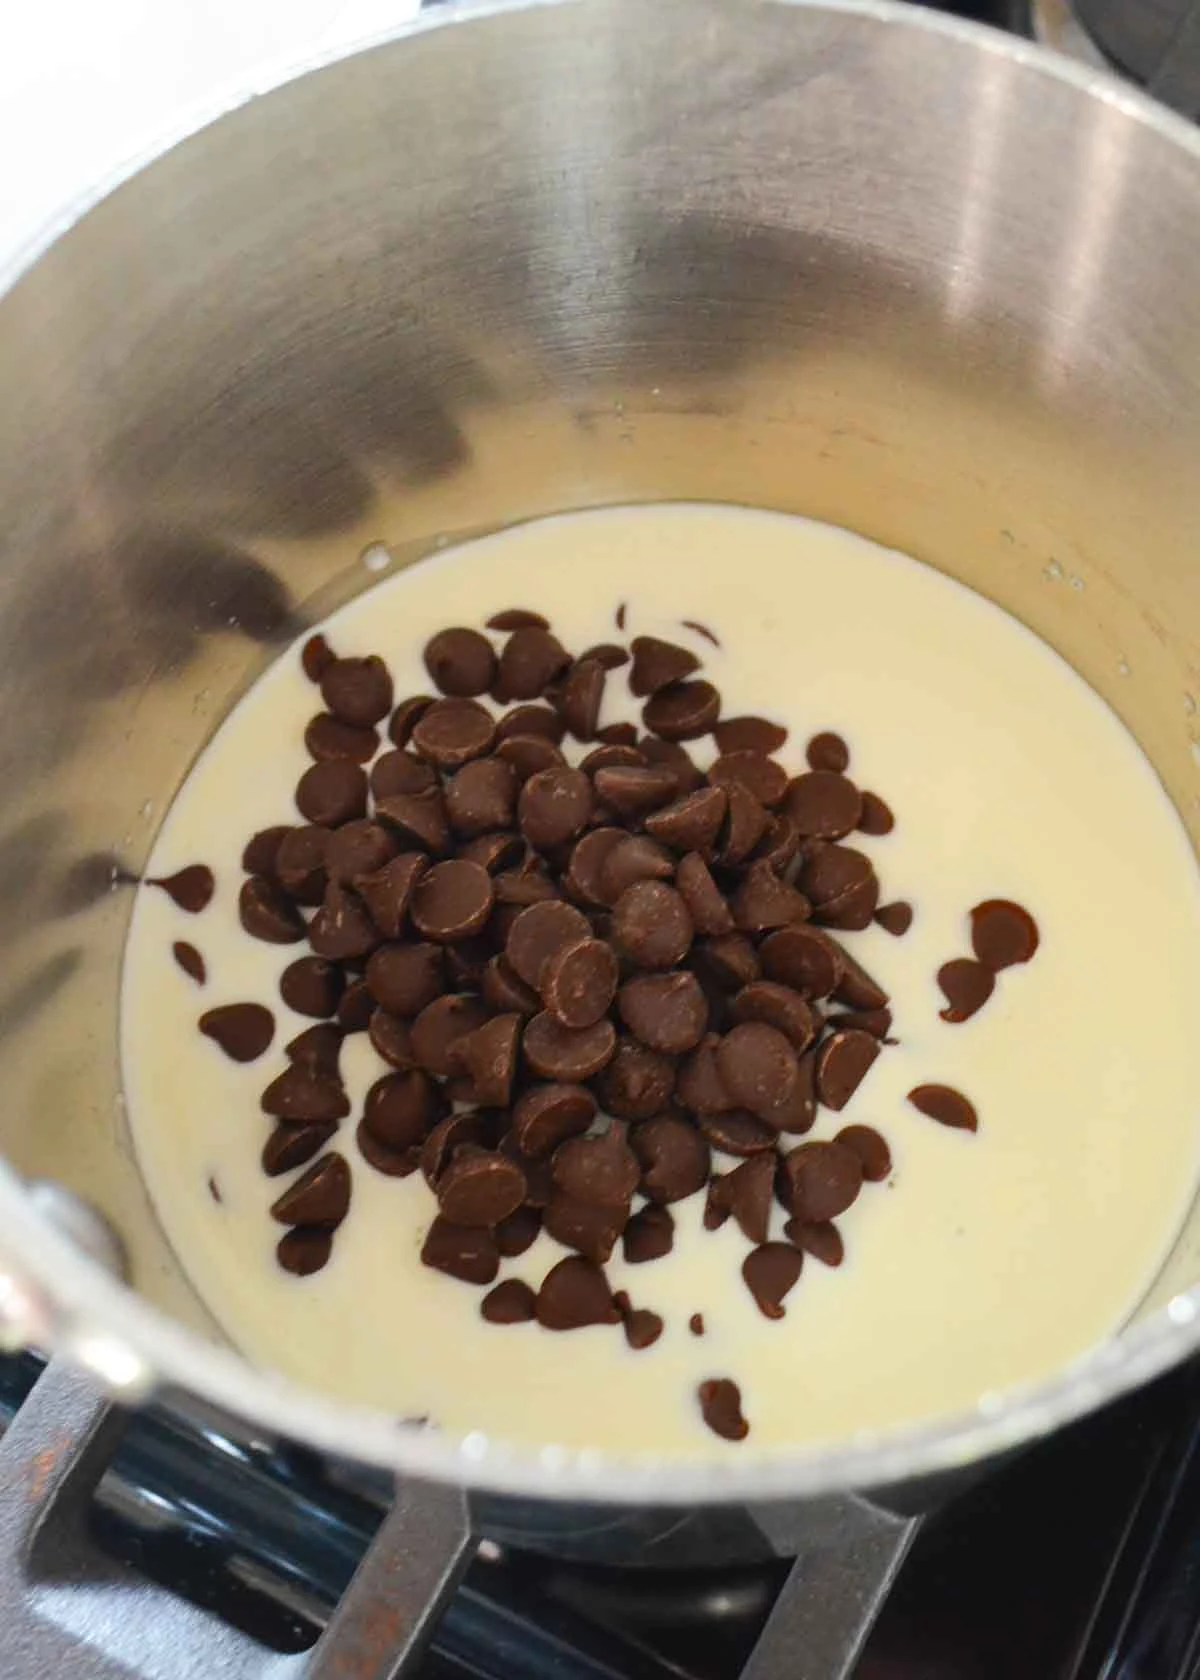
[
  {"left": 325, "top": 820, "right": 398, "bottom": 885},
  {"left": 277, "top": 1227, "right": 333, "bottom": 1276},
  {"left": 275, "top": 827, "right": 330, "bottom": 904},
  {"left": 370, "top": 749, "right": 438, "bottom": 800},
  {"left": 970, "top": 899, "right": 1039, "bottom": 970},
  {"left": 437, "top": 1149, "right": 527, "bottom": 1227},
  {"left": 785, "top": 772, "right": 863, "bottom": 840},
  {"left": 352, "top": 853, "right": 426, "bottom": 939},
  {"left": 801, "top": 846, "right": 878, "bottom": 928},
  {"left": 482, "top": 1279, "right": 537, "bottom": 1323},
  {"left": 676, "top": 1034, "right": 732, "bottom": 1114},
  {"left": 494, "top": 864, "right": 561, "bottom": 910},
  {"left": 502, "top": 899, "right": 589, "bottom": 991},
  {"left": 781, "top": 1140, "right": 863, "bottom": 1221},
  {"left": 709, "top": 751, "right": 788, "bottom": 810},
  {"left": 595, "top": 724, "right": 639, "bottom": 749},
  {"left": 612, "top": 881, "right": 693, "bottom": 970},
  {"left": 753, "top": 813, "right": 802, "bottom": 879},
  {"left": 237, "top": 876, "right": 304, "bottom": 945},
  {"left": 411, "top": 698, "right": 497, "bottom": 768},
  {"left": 536, "top": 1256, "right": 619, "bottom": 1329},
  {"left": 308, "top": 882, "right": 379, "bottom": 961},
  {"left": 443, "top": 758, "right": 517, "bottom": 838},
  {"left": 456, "top": 1013, "right": 521, "bottom": 1107},
  {"left": 370, "top": 1008, "right": 417, "bottom": 1070},
  {"left": 409, "top": 858, "right": 494, "bottom": 942},
  {"left": 580, "top": 642, "right": 631, "bottom": 671},
  {"left": 565, "top": 828, "right": 627, "bottom": 906},
  {"left": 698, "top": 1379, "right": 749, "bottom": 1441},
  {"left": 857, "top": 791, "right": 895, "bottom": 835},
  {"left": 320, "top": 657, "right": 393, "bottom": 727},
  {"left": 553, "top": 1121, "right": 640, "bottom": 1207},
  {"left": 909, "top": 1083, "right": 978, "bottom": 1131},
  {"left": 720, "top": 782, "right": 770, "bottom": 866},
  {"left": 937, "top": 958, "right": 995, "bottom": 1023},
  {"left": 814, "top": 1028, "right": 880, "bottom": 1111},
  {"left": 697, "top": 1110, "right": 778, "bottom": 1156},
  {"left": 518, "top": 766, "right": 593, "bottom": 849},
  {"left": 642, "top": 787, "right": 724, "bottom": 856},
  {"left": 242, "top": 827, "right": 293, "bottom": 877},
  {"left": 714, "top": 716, "right": 788, "bottom": 755},
  {"left": 591, "top": 765, "right": 678, "bottom": 825},
  {"left": 596, "top": 1039, "right": 677, "bottom": 1120},
  {"left": 629, "top": 636, "right": 701, "bottom": 697},
  {"left": 280, "top": 957, "right": 343, "bottom": 1018},
  {"left": 496, "top": 704, "right": 565, "bottom": 745},
  {"left": 149, "top": 863, "right": 215, "bottom": 913},
  {"left": 689, "top": 1313, "right": 705, "bottom": 1335},
  {"left": 806, "top": 732, "right": 849, "bottom": 773},
  {"left": 493, "top": 627, "right": 571, "bottom": 702},
  {"left": 523, "top": 1012, "right": 616, "bottom": 1080},
  {"left": 285, "top": 1021, "right": 343, "bottom": 1077},
  {"left": 496, "top": 736, "right": 566, "bottom": 783},
  {"left": 459, "top": 833, "right": 525, "bottom": 874},
  {"left": 387, "top": 694, "right": 434, "bottom": 748},
  {"left": 613, "top": 1292, "right": 665, "bottom": 1350},
  {"left": 731, "top": 982, "right": 817, "bottom": 1052},
  {"left": 543, "top": 939, "right": 619, "bottom": 1029},
  {"left": 676, "top": 853, "right": 734, "bottom": 936},
  {"left": 411, "top": 994, "right": 490, "bottom": 1077},
  {"left": 376, "top": 789, "right": 451, "bottom": 855},
  {"left": 295, "top": 760, "right": 368, "bottom": 827},
  {"left": 643, "top": 680, "right": 720, "bottom": 742},
  {"left": 172, "top": 940, "right": 206, "bottom": 984},
  {"left": 835, "top": 1123, "right": 892, "bottom": 1182},
  {"left": 363, "top": 1069, "right": 443, "bottom": 1150},
  {"left": 639, "top": 737, "right": 705, "bottom": 792},
  {"left": 875, "top": 901, "right": 913, "bottom": 937},
  {"left": 301, "top": 633, "right": 336, "bottom": 682},
  {"left": 365, "top": 941, "right": 445, "bottom": 1016},
  {"left": 619, "top": 971, "right": 708, "bottom": 1054},
  {"left": 757, "top": 1046, "right": 817, "bottom": 1134},
  {"left": 786, "top": 1219, "right": 845, "bottom": 1267},
  {"left": 730, "top": 859, "right": 811, "bottom": 934},
  {"left": 742, "top": 1242, "right": 803, "bottom": 1319},
  {"left": 270, "top": 1153, "right": 351, "bottom": 1227},
  {"left": 421, "top": 1217, "right": 499, "bottom": 1285},
  {"left": 261, "top": 1065, "right": 350, "bottom": 1123},
  {"left": 716, "top": 1023, "right": 798, "bottom": 1117},
  {"left": 560, "top": 659, "right": 607, "bottom": 742},
  {"left": 421, "top": 1110, "right": 498, "bottom": 1185},
  {"left": 357, "top": 1123, "right": 422, "bottom": 1178},
  {"left": 482, "top": 954, "right": 541, "bottom": 1017},
  {"left": 199, "top": 1002, "right": 275, "bottom": 1062},
  {"left": 423, "top": 627, "right": 497, "bottom": 697},
  {"left": 832, "top": 944, "right": 889, "bottom": 1011},
  {"left": 715, "top": 1153, "right": 776, "bottom": 1242},
  {"left": 623, "top": 1203, "right": 675, "bottom": 1262},
  {"left": 495, "top": 1206, "right": 542, "bottom": 1257},
  {"left": 543, "top": 1195, "right": 626, "bottom": 1263},
  {"left": 305, "top": 713, "right": 378, "bottom": 763},
  {"left": 599, "top": 835, "right": 675, "bottom": 902},
  {"left": 263, "top": 1120, "right": 337, "bottom": 1176},
  {"left": 828, "top": 1007, "right": 893, "bottom": 1040},
  {"left": 487, "top": 608, "right": 549, "bottom": 632}
]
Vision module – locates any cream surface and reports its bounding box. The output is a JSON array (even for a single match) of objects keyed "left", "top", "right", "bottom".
[{"left": 121, "top": 504, "right": 1200, "bottom": 1458}]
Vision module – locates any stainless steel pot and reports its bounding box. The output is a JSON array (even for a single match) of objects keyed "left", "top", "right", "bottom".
[{"left": 0, "top": 0, "right": 1198, "bottom": 1536}]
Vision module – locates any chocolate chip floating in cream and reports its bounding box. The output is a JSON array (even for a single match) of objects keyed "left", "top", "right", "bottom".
[
  {"left": 172, "top": 941, "right": 206, "bottom": 985},
  {"left": 909, "top": 1084, "right": 979, "bottom": 1131},
  {"left": 971, "top": 899, "right": 1040, "bottom": 969},
  {"left": 199, "top": 1003, "right": 274, "bottom": 1063},
  {"left": 937, "top": 958, "right": 995, "bottom": 1023},
  {"left": 150, "top": 864, "right": 215, "bottom": 913},
  {"left": 698, "top": 1379, "right": 749, "bottom": 1442}
]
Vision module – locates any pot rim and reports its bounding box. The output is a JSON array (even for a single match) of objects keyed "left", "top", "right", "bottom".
[{"left": 5, "top": 0, "right": 1200, "bottom": 1502}]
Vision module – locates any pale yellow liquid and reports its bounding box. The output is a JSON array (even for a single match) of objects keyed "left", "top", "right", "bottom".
[{"left": 121, "top": 505, "right": 1200, "bottom": 1458}]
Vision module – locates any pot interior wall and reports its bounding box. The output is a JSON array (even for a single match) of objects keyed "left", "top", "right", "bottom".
[{"left": 0, "top": 0, "right": 1197, "bottom": 1350}]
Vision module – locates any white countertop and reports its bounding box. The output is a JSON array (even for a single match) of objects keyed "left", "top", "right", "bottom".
[{"left": 0, "top": 0, "right": 422, "bottom": 269}]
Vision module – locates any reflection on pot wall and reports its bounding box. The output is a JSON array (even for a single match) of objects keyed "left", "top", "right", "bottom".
[{"left": 0, "top": 0, "right": 1196, "bottom": 1331}]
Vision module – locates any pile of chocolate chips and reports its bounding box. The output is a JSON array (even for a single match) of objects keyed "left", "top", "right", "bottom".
[{"left": 220, "top": 609, "right": 921, "bottom": 1442}]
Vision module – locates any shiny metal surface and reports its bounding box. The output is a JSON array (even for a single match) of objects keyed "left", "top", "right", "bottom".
[{"left": 0, "top": 0, "right": 1198, "bottom": 1507}]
